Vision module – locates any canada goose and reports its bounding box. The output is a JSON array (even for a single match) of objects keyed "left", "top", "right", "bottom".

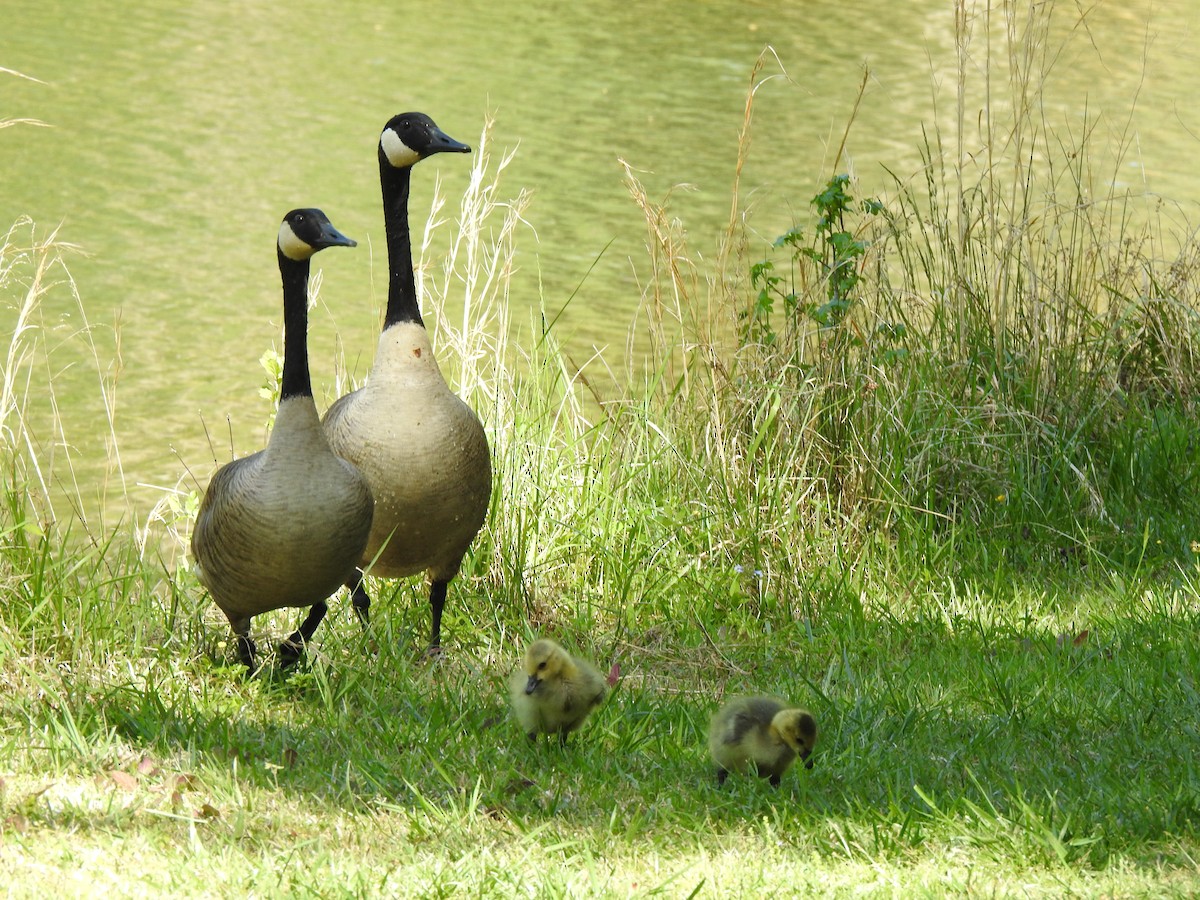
[
  {"left": 323, "top": 111, "right": 487, "bottom": 654},
  {"left": 191, "top": 208, "right": 374, "bottom": 672},
  {"left": 708, "top": 696, "right": 817, "bottom": 786},
  {"left": 509, "top": 638, "right": 608, "bottom": 743}
]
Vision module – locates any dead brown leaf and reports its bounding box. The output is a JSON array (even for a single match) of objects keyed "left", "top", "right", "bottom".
[{"left": 107, "top": 771, "right": 138, "bottom": 792}]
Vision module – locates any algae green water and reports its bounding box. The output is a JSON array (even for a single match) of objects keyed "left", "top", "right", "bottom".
[{"left": 2, "top": 1, "right": 1198, "bottom": 519}]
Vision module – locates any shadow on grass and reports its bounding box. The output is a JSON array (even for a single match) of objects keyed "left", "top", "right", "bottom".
[{"left": 1, "top": 559, "right": 1197, "bottom": 875}]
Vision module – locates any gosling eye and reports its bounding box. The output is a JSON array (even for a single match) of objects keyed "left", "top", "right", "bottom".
[{"left": 537, "top": 662, "right": 546, "bottom": 670}]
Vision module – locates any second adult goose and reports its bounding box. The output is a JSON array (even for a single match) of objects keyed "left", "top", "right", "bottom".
[
  {"left": 323, "top": 112, "right": 488, "bottom": 653},
  {"left": 192, "top": 208, "right": 373, "bottom": 671}
]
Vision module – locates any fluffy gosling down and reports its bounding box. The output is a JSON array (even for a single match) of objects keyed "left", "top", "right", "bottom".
[
  {"left": 509, "top": 639, "right": 608, "bottom": 743},
  {"left": 709, "top": 696, "right": 818, "bottom": 786}
]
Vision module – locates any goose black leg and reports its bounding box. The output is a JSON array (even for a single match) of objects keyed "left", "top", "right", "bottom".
[
  {"left": 348, "top": 570, "right": 371, "bottom": 627},
  {"left": 428, "top": 579, "right": 448, "bottom": 652},
  {"left": 235, "top": 634, "right": 258, "bottom": 673},
  {"left": 279, "top": 599, "right": 329, "bottom": 668},
  {"left": 716, "top": 768, "right": 729, "bottom": 786}
]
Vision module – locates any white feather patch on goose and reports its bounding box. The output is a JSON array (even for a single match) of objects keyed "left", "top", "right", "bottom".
[
  {"left": 277, "top": 220, "right": 316, "bottom": 261},
  {"left": 380, "top": 127, "right": 420, "bottom": 168}
]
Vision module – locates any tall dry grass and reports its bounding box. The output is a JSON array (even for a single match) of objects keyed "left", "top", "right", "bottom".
[{"left": 0, "top": 217, "right": 130, "bottom": 534}]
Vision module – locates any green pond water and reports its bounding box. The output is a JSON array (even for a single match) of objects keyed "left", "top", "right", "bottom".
[{"left": 2, "top": 0, "right": 1198, "bottom": 523}]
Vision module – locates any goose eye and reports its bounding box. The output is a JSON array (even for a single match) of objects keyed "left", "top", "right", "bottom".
[{"left": 537, "top": 662, "right": 546, "bottom": 670}]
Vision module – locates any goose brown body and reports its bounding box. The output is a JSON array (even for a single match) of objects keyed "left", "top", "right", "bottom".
[
  {"left": 508, "top": 638, "right": 608, "bottom": 742},
  {"left": 191, "top": 209, "right": 372, "bottom": 670},
  {"left": 322, "top": 323, "right": 489, "bottom": 583},
  {"left": 193, "top": 402, "right": 373, "bottom": 626},
  {"left": 708, "top": 696, "right": 818, "bottom": 786}
]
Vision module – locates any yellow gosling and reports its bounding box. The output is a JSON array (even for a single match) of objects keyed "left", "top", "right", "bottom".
[
  {"left": 509, "top": 638, "right": 608, "bottom": 744},
  {"left": 709, "top": 696, "right": 817, "bottom": 786}
]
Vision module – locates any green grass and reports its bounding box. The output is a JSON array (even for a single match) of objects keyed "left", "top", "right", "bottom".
[
  {"left": 5, "top": 8, "right": 1200, "bottom": 895},
  {"left": 1, "top": 539, "right": 1199, "bottom": 895}
]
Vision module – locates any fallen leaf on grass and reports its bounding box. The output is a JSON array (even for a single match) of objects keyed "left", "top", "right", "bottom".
[
  {"left": 106, "top": 771, "right": 138, "bottom": 792},
  {"left": 196, "top": 803, "right": 221, "bottom": 820},
  {"left": 1056, "top": 629, "right": 1090, "bottom": 650}
]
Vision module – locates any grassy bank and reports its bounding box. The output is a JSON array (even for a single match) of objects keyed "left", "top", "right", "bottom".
[{"left": 4, "top": 6, "right": 1200, "bottom": 896}]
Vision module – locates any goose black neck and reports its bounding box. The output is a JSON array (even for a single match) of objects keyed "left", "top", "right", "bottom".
[
  {"left": 277, "top": 249, "right": 313, "bottom": 401},
  {"left": 380, "top": 149, "right": 424, "bottom": 329}
]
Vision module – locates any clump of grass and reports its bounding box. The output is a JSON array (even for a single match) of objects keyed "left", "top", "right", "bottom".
[{"left": 617, "top": 5, "right": 1200, "bottom": 580}]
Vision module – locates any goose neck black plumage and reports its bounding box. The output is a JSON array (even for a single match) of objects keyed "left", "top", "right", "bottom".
[
  {"left": 379, "top": 148, "right": 423, "bottom": 329},
  {"left": 277, "top": 247, "right": 313, "bottom": 401}
]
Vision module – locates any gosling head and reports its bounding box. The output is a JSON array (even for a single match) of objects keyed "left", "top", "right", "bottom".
[
  {"left": 521, "top": 639, "right": 569, "bottom": 695},
  {"left": 379, "top": 112, "right": 471, "bottom": 170},
  {"left": 277, "top": 208, "right": 357, "bottom": 261},
  {"left": 771, "top": 709, "right": 818, "bottom": 769}
]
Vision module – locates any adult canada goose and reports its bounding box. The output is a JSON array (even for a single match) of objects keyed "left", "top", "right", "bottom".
[
  {"left": 708, "top": 696, "right": 818, "bottom": 786},
  {"left": 192, "top": 208, "right": 374, "bottom": 672},
  {"left": 323, "top": 112, "right": 487, "bottom": 653},
  {"left": 508, "top": 638, "right": 608, "bottom": 743}
]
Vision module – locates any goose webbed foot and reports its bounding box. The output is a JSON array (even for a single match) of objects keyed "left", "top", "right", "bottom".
[
  {"left": 279, "top": 600, "right": 329, "bottom": 669},
  {"left": 424, "top": 643, "right": 444, "bottom": 661},
  {"left": 278, "top": 639, "right": 304, "bottom": 669}
]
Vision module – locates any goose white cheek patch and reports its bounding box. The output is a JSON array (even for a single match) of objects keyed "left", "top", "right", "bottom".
[
  {"left": 380, "top": 128, "right": 420, "bottom": 168},
  {"left": 277, "top": 221, "right": 315, "bottom": 260}
]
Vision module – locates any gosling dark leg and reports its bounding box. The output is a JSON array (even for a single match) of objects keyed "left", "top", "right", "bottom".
[
  {"left": 348, "top": 570, "right": 371, "bottom": 628},
  {"left": 716, "top": 768, "right": 729, "bottom": 786},
  {"left": 769, "top": 774, "right": 782, "bottom": 788},
  {"left": 279, "top": 600, "right": 329, "bottom": 668},
  {"left": 428, "top": 579, "right": 448, "bottom": 651}
]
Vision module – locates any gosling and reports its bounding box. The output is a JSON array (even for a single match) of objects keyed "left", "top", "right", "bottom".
[
  {"left": 709, "top": 696, "right": 817, "bottom": 786},
  {"left": 509, "top": 639, "right": 608, "bottom": 743}
]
